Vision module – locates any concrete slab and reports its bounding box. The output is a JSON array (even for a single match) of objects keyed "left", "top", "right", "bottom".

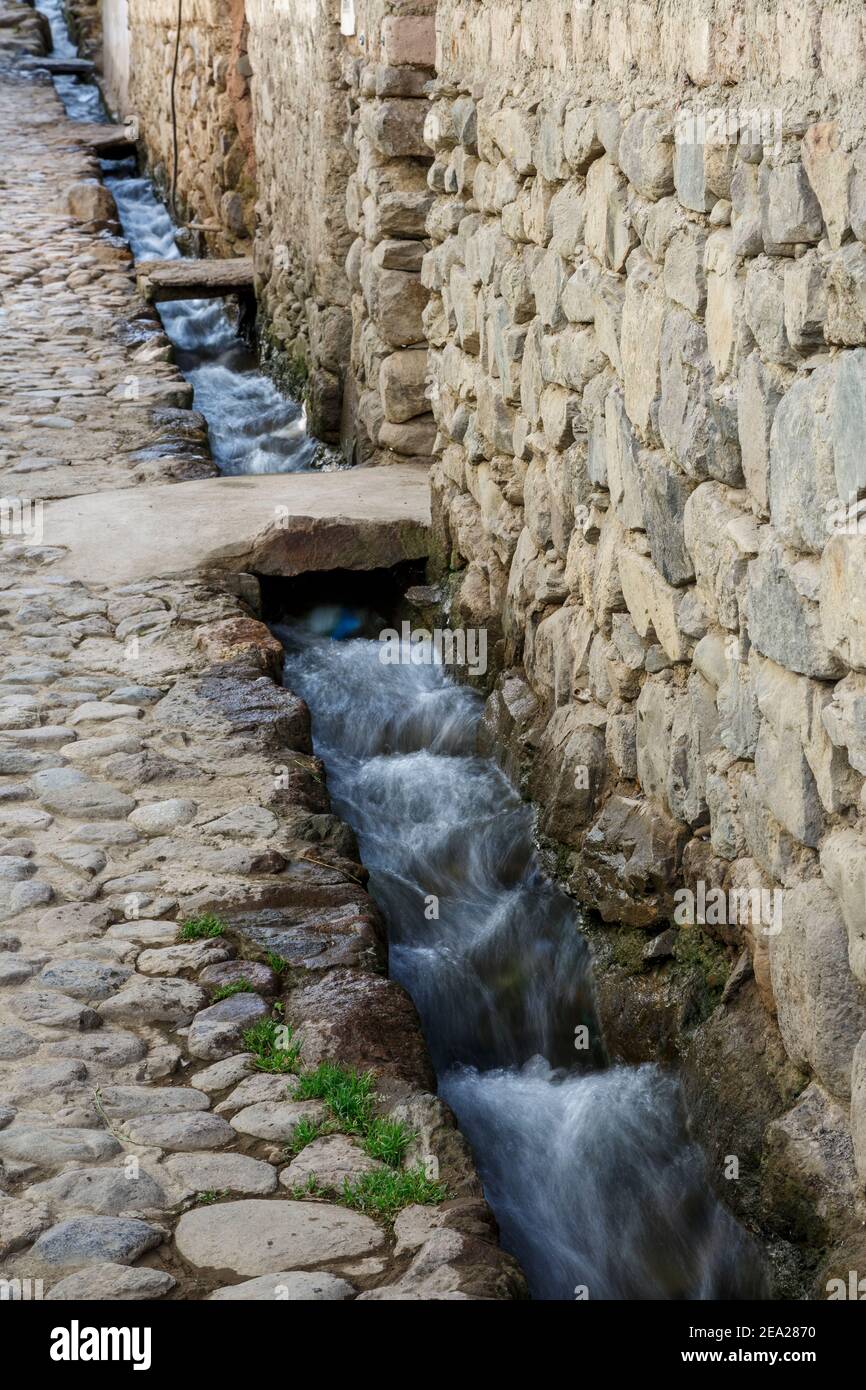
[{"left": 41, "top": 465, "right": 431, "bottom": 585}]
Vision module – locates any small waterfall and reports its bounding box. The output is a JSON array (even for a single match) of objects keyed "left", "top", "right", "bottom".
[
  {"left": 35, "top": 0, "right": 321, "bottom": 476},
  {"left": 276, "top": 620, "right": 769, "bottom": 1301}
]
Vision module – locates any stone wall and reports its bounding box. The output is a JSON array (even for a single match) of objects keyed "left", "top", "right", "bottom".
[
  {"left": 101, "top": 0, "right": 254, "bottom": 257},
  {"left": 341, "top": 0, "right": 437, "bottom": 464},
  {"left": 244, "top": 0, "right": 352, "bottom": 442},
  {"left": 100, "top": 0, "right": 130, "bottom": 113},
  {"left": 424, "top": 0, "right": 866, "bottom": 1291}
]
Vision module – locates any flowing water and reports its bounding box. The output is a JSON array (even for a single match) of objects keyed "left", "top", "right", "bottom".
[
  {"left": 277, "top": 622, "right": 769, "bottom": 1301},
  {"left": 38, "top": 0, "right": 319, "bottom": 475},
  {"left": 36, "top": 8, "right": 768, "bottom": 1300}
]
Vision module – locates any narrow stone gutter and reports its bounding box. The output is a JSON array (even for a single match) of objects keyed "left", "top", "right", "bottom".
[{"left": 0, "top": 15, "right": 523, "bottom": 1301}]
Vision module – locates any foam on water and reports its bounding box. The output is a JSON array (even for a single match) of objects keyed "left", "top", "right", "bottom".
[{"left": 277, "top": 623, "right": 769, "bottom": 1301}]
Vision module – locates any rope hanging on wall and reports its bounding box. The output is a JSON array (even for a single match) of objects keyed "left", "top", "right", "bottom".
[{"left": 169, "top": 0, "right": 183, "bottom": 217}]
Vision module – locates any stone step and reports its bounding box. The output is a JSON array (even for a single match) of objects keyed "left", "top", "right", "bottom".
[
  {"left": 19, "top": 55, "right": 94, "bottom": 76},
  {"left": 136, "top": 257, "right": 254, "bottom": 304},
  {"left": 71, "top": 122, "right": 137, "bottom": 159},
  {"left": 41, "top": 466, "right": 432, "bottom": 585}
]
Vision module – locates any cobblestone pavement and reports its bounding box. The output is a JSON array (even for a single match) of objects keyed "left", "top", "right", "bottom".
[{"left": 0, "top": 40, "right": 522, "bottom": 1301}]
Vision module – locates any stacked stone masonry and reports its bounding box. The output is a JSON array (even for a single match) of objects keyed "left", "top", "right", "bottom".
[
  {"left": 101, "top": 0, "right": 255, "bottom": 257},
  {"left": 342, "top": 0, "right": 437, "bottom": 464},
  {"left": 424, "top": 0, "right": 866, "bottom": 1288}
]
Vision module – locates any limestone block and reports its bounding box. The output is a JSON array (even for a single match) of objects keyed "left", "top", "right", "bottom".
[
  {"left": 452, "top": 97, "right": 477, "bottom": 151},
  {"left": 851, "top": 145, "right": 866, "bottom": 244},
  {"left": 762, "top": 159, "right": 823, "bottom": 246},
  {"left": 783, "top": 250, "right": 827, "bottom": 351},
  {"left": 488, "top": 297, "right": 525, "bottom": 402},
  {"left": 500, "top": 252, "right": 538, "bottom": 323},
  {"left": 381, "top": 16, "right": 435, "bottom": 68},
  {"left": 530, "top": 249, "right": 569, "bottom": 329},
  {"left": 743, "top": 258, "right": 794, "bottom": 363},
  {"left": 530, "top": 704, "right": 607, "bottom": 841},
  {"left": 749, "top": 540, "right": 844, "bottom": 678},
  {"left": 585, "top": 157, "right": 635, "bottom": 272},
  {"left": 489, "top": 107, "right": 537, "bottom": 177},
  {"left": 541, "top": 325, "right": 606, "bottom": 393},
  {"left": 377, "top": 269, "right": 428, "bottom": 347},
  {"left": 379, "top": 350, "right": 428, "bottom": 423},
  {"left": 769, "top": 879, "right": 866, "bottom": 1099},
  {"left": 527, "top": 604, "right": 594, "bottom": 706},
  {"left": 821, "top": 830, "right": 866, "bottom": 986},
  {"left": 705, "top": 228, "right": 742, "bottom": 377},
  {"left": 593, "top": 276, "right": 625, "bottom": 377},
  {"left": 638, "top": 449, "right": 694, "bottom": 586},
  {"left": 826, "top": 243, "right": 866, "bottom": 346},
  {"left": 737, "top": 352, "right": 785, "bottom": 515},
  {"left": 619, "top": 549, "right": 690, "bottom": 662},
  {"left": 820, "top": 533, "right": 866, "bottom": 671},
  {"left": 604, "top": 388, "right": 644, "bottom": 531},
  {"left": 658, "top": 308, "right": 742, "bottom": 484},
  {"left": 821, "top": 671, "right": 866, "bottom": 776},
  {"left": 754, "top": 721, "right": 823, "bottom": 848},
  {"left": 448, "top": 266, "right": 479, "bottom": 353},
  {"left": 562, "top": 257, "right": 600, "bottom": 324},
  {"left": 620, "top": 262, "right": 665, "bottom": 436},
  {"left": 684, "top": 483, "right": 756, "bottom": 630},
  {"left": 536, "top": 110, "right": 570, "bottom": 183},
  {"left": 767, "top": 369, "right": 835, "bottom": 554},
  {"left": 828, "top": 348, "right": 866, "bottom": 501},
  {"left": 548, "top": 183, "right": 587, "bottom": 258},
  {"left": 663, "top": 225, "right": 707, "bottom": 316},
  {"left": 361, "top": 100, "right": 428, "bottom": 159},
  {"left": 562, "top": 104, "right": 603, "bottom": 173},
  {"left": 730, "top": 161, "right": 764, "bottom": 258},
  {"left": 802, "top": 121, "right": 852, "bottom": 250},
  {"left": 667, "top": 670, "right": 721, "bottom": 827},
  {"left": 619, "top": 110, "right": 675, "bottom": 201},
  {"left": 852, "top": 1033, "right": 866, "bottom": 1189}
]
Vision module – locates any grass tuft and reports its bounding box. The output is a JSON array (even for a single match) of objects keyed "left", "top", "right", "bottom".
[
  {"left": 363, "top": 1116, "right": 414, "bottom": 1169},
  {"left": 179, "top": 913, "right": 226, "bottom": 941},
  {"left": 211, "top": 978, "right": 254, "bottom": 1002},
  {"left": 291, "top": 1062, "right": 375, "bottom": 1133},
  {"left": 339, "top": 1167, "right": 447, "bottom": 1220},
  {"left": 243, "top": 1018, "right": 302, "bottom": 1074},
  {"left": 266, "top": 951, "right": 290, "bottom": 976}
]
